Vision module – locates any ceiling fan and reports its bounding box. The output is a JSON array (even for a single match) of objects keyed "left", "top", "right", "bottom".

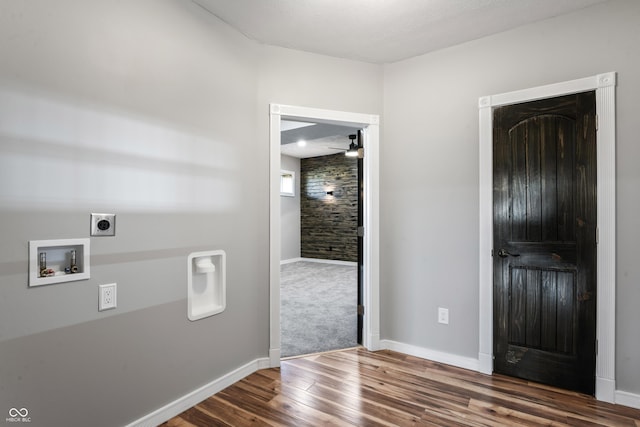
[{"left": 329, "top": 134, "right": 359, "bottom": 157}]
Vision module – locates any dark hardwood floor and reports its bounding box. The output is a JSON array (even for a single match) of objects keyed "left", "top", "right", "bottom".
[{"left": 160, "top": 348, "right": 640, "bottom": 426}]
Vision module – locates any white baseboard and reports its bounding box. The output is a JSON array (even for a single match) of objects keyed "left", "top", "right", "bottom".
[
  {"left": 126, "top": 357, "right": 270, "bottom": 427},
  {"left": 380, "top": 340, "right": 480, "bottom": 372},
  {"left": 615, "top": 390, "right": 640, "bottom": 410},
  {"left": 281, "top": 257, "right": 357, "bottom": 267}
]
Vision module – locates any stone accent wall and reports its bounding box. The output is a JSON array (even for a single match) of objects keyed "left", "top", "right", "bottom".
[{"left": 300, "top": 153, "right": 358, "bottom": 262}]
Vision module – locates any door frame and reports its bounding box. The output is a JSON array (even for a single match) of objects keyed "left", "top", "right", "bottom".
[
  {"left": 269, "top": 104, "right": 381, "bottom": 366},
  {"left": 478, "top": 72, "right": 617, "bottom": 402}
]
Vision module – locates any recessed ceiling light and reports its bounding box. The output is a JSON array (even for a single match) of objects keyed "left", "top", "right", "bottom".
[{"left": 297, "top": 140, "right": 307, "bottom": 147}]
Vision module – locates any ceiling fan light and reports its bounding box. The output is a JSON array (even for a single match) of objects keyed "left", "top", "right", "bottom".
[{"left": 345, "top": 139, "right": 358, "bottom": 157}]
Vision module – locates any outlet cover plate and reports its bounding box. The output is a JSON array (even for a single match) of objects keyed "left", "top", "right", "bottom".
[
  {"left": 438, "top": 307, "right": 449, "bottom": 325},
  {"left": 99, "top": 283, "right": 117, "bottom": 311}
]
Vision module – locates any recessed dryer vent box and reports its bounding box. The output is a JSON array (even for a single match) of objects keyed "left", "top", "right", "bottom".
[{"left": 29, "top": 238, "right": 90, "bottom": 287}]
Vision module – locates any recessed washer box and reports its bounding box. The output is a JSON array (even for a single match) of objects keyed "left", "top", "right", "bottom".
[
  {"left": 29, "top": 238, "right": 90, "bottom": 287},
  {"left": 91, "top": 213, "right": 116, "bottom": 236}
]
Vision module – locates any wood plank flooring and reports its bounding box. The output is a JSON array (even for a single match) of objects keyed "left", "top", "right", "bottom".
[{"left": 160, "top": 348, "right": 640, "bottom": 426}]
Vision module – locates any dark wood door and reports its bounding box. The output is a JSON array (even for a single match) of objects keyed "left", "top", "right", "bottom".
[{"left": 493, "top": 92, "right": 597, "bottom": 395}]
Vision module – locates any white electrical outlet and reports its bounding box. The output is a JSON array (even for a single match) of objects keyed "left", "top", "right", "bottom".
[
  {"left": 438, "top": 307, "right": 449, "bottom": 325},
  {"left": 99, "top": 283, "right": 117, "bottom": 311}
]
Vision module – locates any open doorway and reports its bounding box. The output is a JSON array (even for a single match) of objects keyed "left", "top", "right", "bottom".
[
  {"left": 269, "top": 104, "right": 380, "bottom": 366},
  {"left": 279, "top": 121, "right": 361, "bottom": 357}
]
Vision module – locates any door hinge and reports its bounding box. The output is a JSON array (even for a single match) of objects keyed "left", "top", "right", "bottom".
[
  {"left": 358, "top": 305, "right": 365, "bottom": 316},
  {"left": 596, "top": 339, "right": 599, "bottom": 356},
  {"left": 491, "top": 249, "right": 494, "bottom": 257},
  {"left": 358, "top": 147, "right": 364, "bottom": 159},
  {"left": 357, "top": 226, "right": 364, "bottom": 237},
  {"left": 595, "top": 227, "right": 599, "bottom": 245},
  {"left": 595, "top": 114, "right": 599, "bottom": 131}
]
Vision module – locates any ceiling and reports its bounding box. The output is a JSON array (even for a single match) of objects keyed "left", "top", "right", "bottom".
[
  {"left": 193, "top": 0, "right": 607, "bottom": 64},
  {"left": 280, "top": 121, "right": 361, "bottom": 159},
  {"left": 195, "top": 0, "right": 607, "bottom": 157}
]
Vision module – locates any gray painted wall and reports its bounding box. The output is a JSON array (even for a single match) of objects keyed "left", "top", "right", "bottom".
[
  {"left": 4, "top": 0, "right": 638, "bottom": 424},
  {"left": 0, "top": 2, "right": 266, "bottom": 426},
  {"left": 280, "top": 154, "right": 300, "bottom": 261},
  {"left": 381, "top": 0, "right": 640, "bottom": 395},
  {"left": 0, "top": 1, "right": 382, "bottom": 426}
]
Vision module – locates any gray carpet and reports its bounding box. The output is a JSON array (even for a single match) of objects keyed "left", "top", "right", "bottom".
[{"left": 280, "top": 261, "right": 357, "bottom": 357}]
